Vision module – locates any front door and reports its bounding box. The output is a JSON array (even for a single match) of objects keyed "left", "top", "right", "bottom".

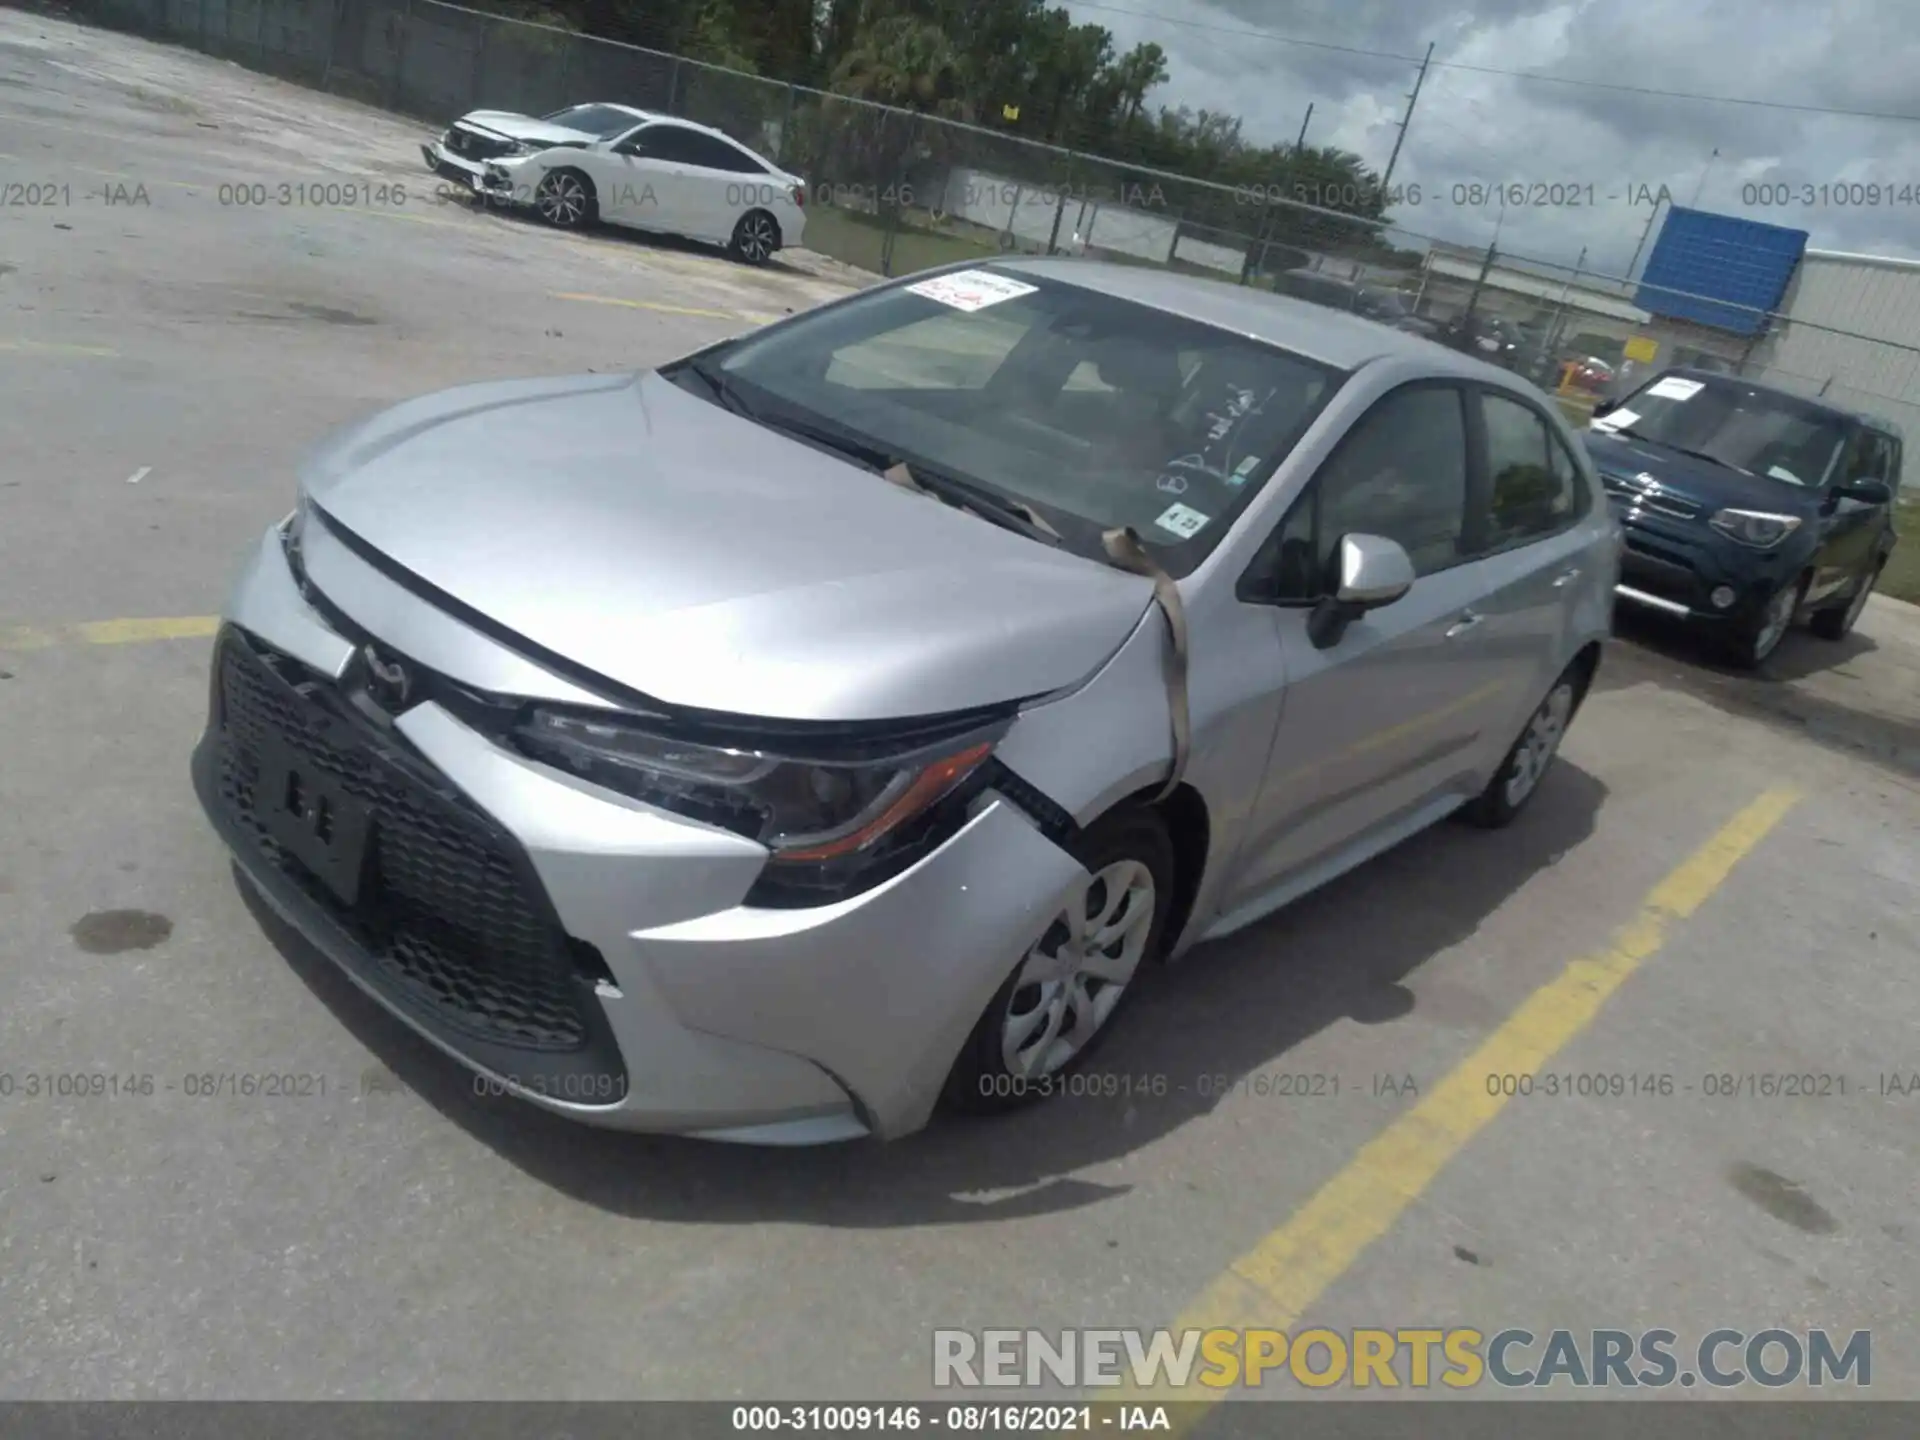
[{"left": 1227, "top": 381, "right": 1514, "bottom": 906}]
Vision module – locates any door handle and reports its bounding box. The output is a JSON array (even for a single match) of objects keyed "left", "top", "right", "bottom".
[
  {"left": 1552, "top": 566, "right": 1582, "bottom": 588},
  {"left": 1445, "top": 610, "right": 1484, "bottom": 639}
]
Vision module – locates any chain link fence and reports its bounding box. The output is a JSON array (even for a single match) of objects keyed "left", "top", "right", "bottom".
[{"left": 57, "top": 0, "right": 1920, "bottom": 435}]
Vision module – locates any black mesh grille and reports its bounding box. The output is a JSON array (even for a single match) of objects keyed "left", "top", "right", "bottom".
[
  {"left": 445, "top": 126, "right": 517, "bottom": 162},
  {"left": 214, "top": 635, "right": 593, "bottom": 1053}
]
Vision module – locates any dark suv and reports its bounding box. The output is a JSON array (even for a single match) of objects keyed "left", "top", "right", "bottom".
[{"left": 1586, "top": 369, "right": 1902, "bottom": 666}]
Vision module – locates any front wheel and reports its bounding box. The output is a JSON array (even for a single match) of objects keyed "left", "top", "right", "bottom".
[
  {"left": 1809, "top": 558, "right": 1882, "bottom": 640},
  {"left": 728, "top": 209, "right": 780, "bottom": 264},
  {"left": 1725, "top": 575, "right": 1806, "bottom": 668},
  {"left": 533, "top": 169, "right": 596, "bottom": 229},
  {"left": 943, "top": 806, "right": 1174, "bottom": 1115}
]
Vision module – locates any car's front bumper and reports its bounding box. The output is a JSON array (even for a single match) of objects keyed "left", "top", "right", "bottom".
[
  {"left": 1608, "top": 502, "right": 1798, "bottom": 627},
  {"left": 193, "top": 522, "right": 1086, "bottom": 1142},
  {"left": 420, "top": 140, "right": 487, "bottom": 190}
]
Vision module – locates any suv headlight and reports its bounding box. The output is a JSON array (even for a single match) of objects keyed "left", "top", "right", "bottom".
[
  {"left": 1709, "top": 508, "right": 1802, "bottom": 548},
  {"left": 513, "top": 707, "right": 1001, "bottom": 905}
]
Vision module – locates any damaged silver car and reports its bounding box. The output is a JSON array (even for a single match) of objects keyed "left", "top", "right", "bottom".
[{"left": 193, "top": 259, "right": 1616, "bottom": 1144}]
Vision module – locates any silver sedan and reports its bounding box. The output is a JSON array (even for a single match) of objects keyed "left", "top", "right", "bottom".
[{"left": 192, "top": 258, "right": 1618, "bottom": 1143}]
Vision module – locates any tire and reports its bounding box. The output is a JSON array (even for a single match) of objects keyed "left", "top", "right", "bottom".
[
  {"left": 942, "top": 806, "right": 1175, "bottom": 1116},
  {"left": 1724, "top": 573, "right": 1807, "bottom": 669},
  {"left": 1810, "top": 557, "right": 1883, "bottom": 640},
  {"left": 728, "top": 209, "right": 780, "bottom": 264},
  {"left": 1459, "top": 663, "right": 1583, "bottom": 829},
  {"left": 533, "top": 169, "right": 596, "bottom": 229}
]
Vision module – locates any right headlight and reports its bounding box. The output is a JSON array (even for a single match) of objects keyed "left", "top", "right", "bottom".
[
  {"left": 1709, "top": 508, "right": 1802, "bottom": 549},
  {"left": 513, "top": 707, "right": 1002, "bottom": 905}
]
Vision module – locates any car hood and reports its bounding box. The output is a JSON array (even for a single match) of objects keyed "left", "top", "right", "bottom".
[
  {"left": 1583, "top": 428, "right": 1825, "bottom": 516},
  {"left": 453, "top": 111, "right": 598, "bottom": 148},
  {"left": 299, "top": 371, "right": 1154, "bottom": 723}
]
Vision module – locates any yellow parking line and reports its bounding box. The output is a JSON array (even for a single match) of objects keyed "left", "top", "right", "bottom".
[
  {"left": 550, "top": 290, "right": 744, "bottom": 321},
  {"left": 1120, "top": 785, "right": 1801, "bottom": 1429},
  {"left": 1, "top": 616, "right": 219, "bottom": 650},
  {"left": 0, "top": 339, "right": 119, "bottom": 357}
]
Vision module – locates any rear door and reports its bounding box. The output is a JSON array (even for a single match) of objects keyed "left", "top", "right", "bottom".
[
  {"left": 1226, "top": 381, "right": 1517, "bottom": 905},
  {"left": 1462, "top": 385, "right": 1606, "bottom": 739}
]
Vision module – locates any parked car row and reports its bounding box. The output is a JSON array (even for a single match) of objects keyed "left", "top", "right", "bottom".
[
  {"left": 422, "top": 100, "right": 807, "bottom": 264},
  {"left": 1589, "top": 369, "right": 1903, "bottom": 665}
]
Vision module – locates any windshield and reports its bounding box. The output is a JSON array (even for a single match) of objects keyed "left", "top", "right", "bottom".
[
  {"left": 541, "top": 104, "right": 640, "bottom": 137},
  {"left": 696, "top": 267, "right": 1346, "bottom": 575},
  {"left": 1601, "top": 374, "right": 1848, "bottom": 487}
]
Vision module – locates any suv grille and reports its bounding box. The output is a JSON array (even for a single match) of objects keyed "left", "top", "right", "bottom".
[
  {"left": 213, "top": 634, "right": 596, "bottom": 1054},
  {"left": 1603, "top": 471, "right": 1704, "bottom": 520}
]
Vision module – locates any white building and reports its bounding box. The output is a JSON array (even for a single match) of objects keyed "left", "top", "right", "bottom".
[{"left": 1744, "top": 249, "right": 1920, "bottom": 434}]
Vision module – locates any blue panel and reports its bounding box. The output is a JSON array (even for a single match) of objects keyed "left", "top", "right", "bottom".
[{"left": 1634, "top": 207, "right": 1807, "bottom": 336}]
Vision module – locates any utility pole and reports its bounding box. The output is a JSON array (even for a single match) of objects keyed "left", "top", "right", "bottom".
[
  {"left": 1626, "top": 191, "right": 1666, "bottom": 283},
  {"left": 1294, "top": 102, "right": 1313, "bottom": 154},
  {"left": 1379, "top": 41, "right": 1433, "bottom": 194}
]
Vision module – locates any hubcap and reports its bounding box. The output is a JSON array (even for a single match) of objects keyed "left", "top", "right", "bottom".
[
  {"left": 738, "top": 214, "right": 775, "bottom": 260},
  {"left": 1504, "top": 681, "right": 1574, "bottom": 807},
  {"left": 538, "top": 175, "right": 586, "bottom": 225},
  {"left": 1000, "top": 859, "right": 1156, "bottom": 1079},
  {"left": 1752, "top": 583, "right": 1797, "bottom": 660}
]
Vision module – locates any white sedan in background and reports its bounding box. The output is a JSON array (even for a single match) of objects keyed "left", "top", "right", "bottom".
[{"left": 420, "top": 102, "right": 806, "bottom": 264}]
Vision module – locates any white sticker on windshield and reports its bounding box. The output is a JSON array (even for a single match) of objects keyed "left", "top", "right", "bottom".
[
  {"left": 1154, "top": 502, "right": 1211, "bottom": 539},
  {"left": 904, "top": 269, "right": 1039, "bottom": 312},
  {"left": 1646, "top": 377, "right": 1704, "bottom": 402},
  {"left": 1767, "top": 465, "right": 1805, "bottom": 484},
  {"left": 1591, "top": 408, "right": 1639, "bottom": 433},
  {"left": 1228, "top": 454, "right": 1262, "bottom": 486}
]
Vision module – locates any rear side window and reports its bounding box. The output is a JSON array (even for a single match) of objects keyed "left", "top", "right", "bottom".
[
  {"left": 1259, "top": 383, "right": 1471, "bottom": 600},
  {"left": 626, "top": 125, "right": 705, "bottom": 163},
  {"left": 1476, "top": 390, "right": 1589, "bottom": 550},
  {"left": 685, "top": 132, "right": 769, "bottom": 173}
]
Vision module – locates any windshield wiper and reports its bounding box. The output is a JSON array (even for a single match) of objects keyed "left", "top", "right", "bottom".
[
  {"left": 679, "top": 359, "right": 1060, "bottom": 547},
  {"left": 884, "top": 459, "right": 1062, "bottom": 547}
]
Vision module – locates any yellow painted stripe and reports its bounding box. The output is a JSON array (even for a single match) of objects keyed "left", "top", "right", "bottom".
[
  {"left": 1115, "top": 785, "right": 1800, "bottom": 1428},
  {"left": 2, "top": 616, "right": 219, "bottom": 650},
  {"left": 550, "top": 290, "right": 744, "bottom": 321},
  {"left": 0, "top": 339, "right": 119, "bottom": 358}
]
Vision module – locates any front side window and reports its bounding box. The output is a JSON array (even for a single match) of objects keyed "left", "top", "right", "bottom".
[
  {"left": 698, "top": 268, "right": 1346, "bottom": 575},
  {"left": 1257, "top": 383, "right": 1470, "bottom": 601},
  {"left": 1603, "top": 374, "right": 1848, "bottom": 488}
]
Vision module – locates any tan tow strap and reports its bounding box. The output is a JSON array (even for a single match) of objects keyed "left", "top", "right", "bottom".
[{"left": 1102, "top": 526, "right": 1191, "bottom": 802}]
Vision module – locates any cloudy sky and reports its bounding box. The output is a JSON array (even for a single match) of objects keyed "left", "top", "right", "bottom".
[{"left": 1062, "top": 0, "right": 1920, "bottom": 278}]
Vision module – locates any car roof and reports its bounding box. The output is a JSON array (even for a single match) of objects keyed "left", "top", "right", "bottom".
[
  {"left": 995, "top": 257, "right": 1501, "bottom": 375},
  {"left": 1658, "top": 367, "right": 1902, "bottom": 436},
  {"left": 617, "top": 107, "right": 775, "bottom": 158}
]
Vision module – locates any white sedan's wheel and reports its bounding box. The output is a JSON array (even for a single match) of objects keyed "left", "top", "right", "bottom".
[
  {"left": 534, "top": 170, "right": 593, "bottom": 228},
  {"left": 730, "top": 210, "right": 779, "bottom": 264}
]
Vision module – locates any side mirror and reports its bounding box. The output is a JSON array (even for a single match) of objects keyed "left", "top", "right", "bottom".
[
  {"left": 1832, "top": 478, "right": 1892, "bottom": 507},
  {"left": 1307, "top": 533, "right": 1416, "bottom": 649}
]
